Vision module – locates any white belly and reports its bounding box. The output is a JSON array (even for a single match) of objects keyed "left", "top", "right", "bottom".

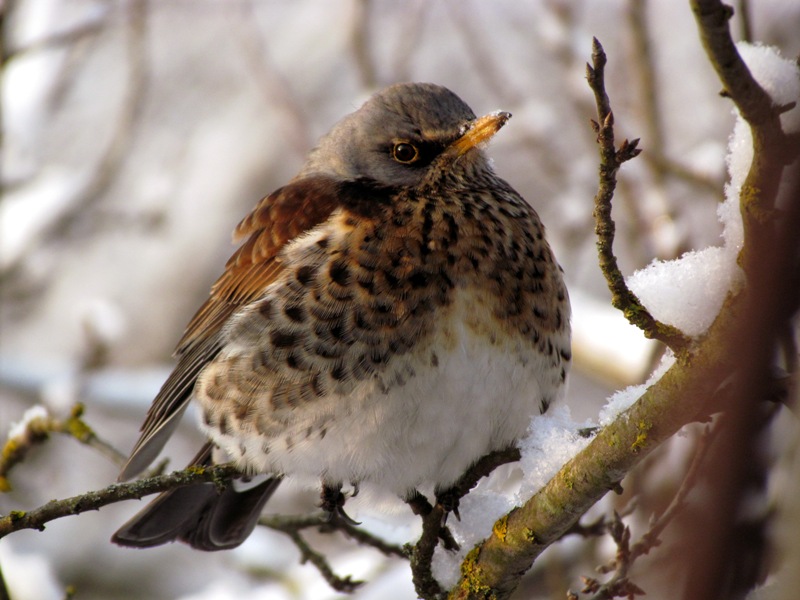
[{"left": 201, "top": 292, "right": 563, "bottom": 497}]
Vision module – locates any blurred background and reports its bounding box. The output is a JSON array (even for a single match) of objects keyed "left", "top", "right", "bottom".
[{"left": 2, "top": 1, "right": 799, "bottom": 598}]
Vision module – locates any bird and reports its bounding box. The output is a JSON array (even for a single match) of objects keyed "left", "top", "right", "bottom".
[{"left": 112, "top": 82, "right": 571, "bottom": 551}]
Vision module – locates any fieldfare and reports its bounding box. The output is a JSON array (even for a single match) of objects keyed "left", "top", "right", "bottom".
[{"left": 112, "top": 82, "right": 571, "bottom": 550}]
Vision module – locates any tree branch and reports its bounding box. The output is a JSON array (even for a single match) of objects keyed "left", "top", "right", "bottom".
[
  {"left": 0, "top": 464, "right": 238, "bottom": 538},
  {"left": 0, "top": 404, "right": 126, "bottom": 491},
  {"left": 448, "top": 330, "right": 733, "bottom": 599},
  {"left": 409, "top": 448, "right": 523, "bottom": 599},
  {"left": 690, "top": 0, "right": 775, "bottom": 126},
  {"left": 260, "top": 512, "right": 399, "bottom": 550},
  {"left": 571, "top": 422, "right": 717, "bottom": 599},
  {"left": 585, "top": 38, "right": 691, "bottom": 353},
  {"left": 689, "top": 0, "right": 795, "bottom": 281},
  {"left": 447, "top": 31, "right": 797, "bottom": 598},
  {"left": 280, "top": 527, "right": 363, "bottom": 593}
]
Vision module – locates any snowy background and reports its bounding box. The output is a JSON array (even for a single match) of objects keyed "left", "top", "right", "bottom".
[{"left": 2, "top": 1, "right": 800, "bottom": 599}]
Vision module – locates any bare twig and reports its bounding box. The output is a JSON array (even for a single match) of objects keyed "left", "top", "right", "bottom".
[
  {"left": 445, "top": 447, "right": 523, "bottom": 503},
  {"left": 282, "top": 527, "right": 363, "bottom": 593},
  {"left": 563, "top": 500, "right": 636, "bottom": 540},
  {"left": 627, "top": 0, "right": 667, "bottom": 186},
  {"left": 676, "top": 10, "right": 800, "bottom": 595},
  {"left": 3, "top": 12, "right": 107, "bottom": 62},
  {"left": 0, "top": 464, "right": 239, "bottom": 538},
  {"left": 642, "top": 152, "right": 724, "bottom": 195},
  {"left": 572, "top": 424, "right": 718, "bottom": 599},
  {"left": 580, "top": 513, "right": 646, "bottom": 600},
  {"left": 586, "top": 38, "right": 691, "bottom": 352},
  {"left": 334, "top": 518, "right": 409, "bottom": 558},
  {"left": 690, "top": 1, "right": 776, "bottom": 125},
  {"left": 738, "top": 0, "right": 753, "bottom": 43},
  {"left": 388, "top": 0, "right": 428, "bottom": 82},
  {"left": 443, "top": 3, "right": 523, "bottom": 105},
  {"left": 59, "top": 404, "right": 129, "bottom": 466},
  {"left": 0, "top": 403, "right": 127, "bottom": 491},
  {"left": 259, "top": 512, "right": 407, "bottom": 559},
  {"left": 629, "top": 423, "right": 717, "bottom": 561}
]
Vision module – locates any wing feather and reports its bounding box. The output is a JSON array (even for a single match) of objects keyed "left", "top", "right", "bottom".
[{"left": 119, "top": 176, "right": 343, "bottom": 480}]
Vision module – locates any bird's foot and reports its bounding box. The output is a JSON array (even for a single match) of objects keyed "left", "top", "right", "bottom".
[
  {"left": 405, "top": 489, "right": 460, "bottom": 551},
  {"left": 320, "top": 483, "right": 361, "bottom": 526},
  {"left": 435, "top": 487, "right": 461, "bottom": 523}
]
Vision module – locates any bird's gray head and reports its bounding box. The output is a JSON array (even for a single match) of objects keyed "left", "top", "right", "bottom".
[{"left": 300, "top": 83, "right": 510, "bottom": 188}]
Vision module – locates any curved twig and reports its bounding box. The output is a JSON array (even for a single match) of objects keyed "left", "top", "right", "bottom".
[{"left": 586, "top": 38, "right": 691, "bottom": 352}]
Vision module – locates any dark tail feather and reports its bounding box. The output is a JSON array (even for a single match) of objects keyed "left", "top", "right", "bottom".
[{"left": 112, "top": 445, "right": 282, "bottom": 551}]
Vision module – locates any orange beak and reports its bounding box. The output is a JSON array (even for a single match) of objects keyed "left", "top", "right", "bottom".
[{"left": 448, "top": 111, "right": 512, "bottom": 156}]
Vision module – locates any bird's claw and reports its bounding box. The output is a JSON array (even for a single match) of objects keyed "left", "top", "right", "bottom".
[{"left": 320, "top": 483, "right": 361, "bottom": 525}]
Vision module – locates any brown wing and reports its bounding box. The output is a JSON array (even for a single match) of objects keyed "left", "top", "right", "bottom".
[{"left": 118, "top": 176, "right": 344, "bottom": 480}]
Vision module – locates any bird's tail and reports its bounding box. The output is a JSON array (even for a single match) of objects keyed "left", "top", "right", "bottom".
[{"left": 112, "top": 443, "right": 281, "bottom": 551}]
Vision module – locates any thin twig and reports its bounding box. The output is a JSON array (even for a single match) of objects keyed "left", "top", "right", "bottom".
[
  {"left": 0, "top": 464, "right": 239, "bottom": 538},
  {"left": 50, "top": 0, "right": 149, "bottom": 238},
  {"left": 447, "top": 447, "right": 522, "bottom": 501},
  {"left": 738, "top": 0, "right": 753, "bottom": 42},
  {"left": 563, "top": 499, "right": 636, "bottom": 540},
  {"left": 690, "top": 0, "right": 775, "bottom": 125},
  {"left": 3, "top": 13, "right": 107, "bottom": 62},
  {"left": 282, "top": 528, "right": 363, "bottom": 593},
  {"left": 259, "top": 512, "right": 407, "bottom": 559},
  {"left": 586, "top": 38, "right": 691, "bottom": 352},
  {"left": 0, "top": 403, "right": 127, "bottom": 491},
  {"left": 443, "top": 3, "right": 523, "bottom": 105},
  {"left": 629, "top": 423, "right": 717, "bottom": 561},
  {"left": 334, "top": 518, "right": 409, "bottom": 558},
  {"left": 574, "top": 424, "right": 718, "bottom": 599},
  {"left": 627, "top": 0, "right": 667, "bottom": 186},
  {"left": 627, "top": 0, "right": 723, "bottom": 201},
  {"left": 581, "top": 513, "right": 646, "bottom": 600},
  {"left": 642, "top": 152, "right": 724, "bottom": 195},
  {"left": 388, "top": 0, "right": 428, "bottom": 82},
  {"left": 257, "top": 510, "right": 405, "bottom": 593}
]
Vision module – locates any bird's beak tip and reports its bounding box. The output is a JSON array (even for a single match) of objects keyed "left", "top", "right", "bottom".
[{"left": 450, "top": 110, "right": 512, "bottom": 155}]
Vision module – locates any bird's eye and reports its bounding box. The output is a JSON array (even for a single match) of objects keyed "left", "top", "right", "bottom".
[{"left": 391, "top": 142, "right": 419, "bottom": 164}]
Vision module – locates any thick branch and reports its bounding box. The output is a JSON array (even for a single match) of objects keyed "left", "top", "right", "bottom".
[
  {"left": 678, "top": 5, "right": 800, "bottom": 595},
  {"left": 450, "top": 24, "right": 800, "bottom": 600},
  {"left": 449, "top": 293, "right": 746, "bottom": 599}
]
